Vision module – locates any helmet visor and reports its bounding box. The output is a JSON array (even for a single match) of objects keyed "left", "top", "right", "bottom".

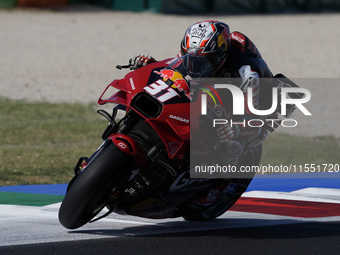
[{"left": 170, "top": 52, "right": 215, "bottom": 78}]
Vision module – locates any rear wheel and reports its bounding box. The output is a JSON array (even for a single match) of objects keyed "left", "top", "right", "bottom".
[
  {"left": 182, "top": 144, "right": 262, "bottom": 221},
  {"left": 58, "top": 143, "right": 134, "bottom": 229}
]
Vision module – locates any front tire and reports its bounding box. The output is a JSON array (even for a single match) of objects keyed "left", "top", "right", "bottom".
[{"left": 58, "top": 143, "right": 133, "bottom": 229}]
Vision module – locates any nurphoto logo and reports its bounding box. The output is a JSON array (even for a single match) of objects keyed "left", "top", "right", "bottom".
[{"left": 200, "top": 83, "right": 312, "bottom": 128}]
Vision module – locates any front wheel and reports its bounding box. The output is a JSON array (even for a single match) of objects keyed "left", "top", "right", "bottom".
[{"left": 58, "top": 143, "right": 134, "bottom": 229}]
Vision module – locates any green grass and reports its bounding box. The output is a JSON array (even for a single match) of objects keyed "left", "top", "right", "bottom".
[
  {"left": 0, "top": 192, "right": 64, "bottom": 206},
  {"left": 0, "top": 97, "right": 107, "bottom": 186},
  {"left": 261, "top": 134, "right": 340, "bottom": 167},
  {"left": 0, "top": 97, "right": 339, "bottom": 186}
]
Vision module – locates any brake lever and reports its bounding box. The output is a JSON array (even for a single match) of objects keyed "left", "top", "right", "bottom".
[{"left": 116, "top": 64, "right": 132, "bottom": 70}]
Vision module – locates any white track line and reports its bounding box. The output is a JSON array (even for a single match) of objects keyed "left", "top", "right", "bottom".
[{"left": 1, "top": 188, "right": 340, "bottom": 247}]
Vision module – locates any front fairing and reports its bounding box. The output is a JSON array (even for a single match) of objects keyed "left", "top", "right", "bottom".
[{"left": 98, "top": 55, "right": 214, "bottom": 158}]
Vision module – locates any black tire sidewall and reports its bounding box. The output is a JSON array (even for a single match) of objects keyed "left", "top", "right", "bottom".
[{"left": 58, "top": 143, "right": 133, "bottom": 229}]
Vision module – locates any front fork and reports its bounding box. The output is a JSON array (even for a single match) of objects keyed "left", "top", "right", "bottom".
[{"left": 67, "top": 108, "right": 141, "bottom": 192}]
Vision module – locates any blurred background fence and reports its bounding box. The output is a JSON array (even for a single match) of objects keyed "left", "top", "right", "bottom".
[{"left": 1, "top": 0, "right": 340, "bottom": 13}]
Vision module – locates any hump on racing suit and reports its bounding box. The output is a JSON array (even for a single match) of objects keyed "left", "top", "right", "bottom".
[
  {"left": 221, "top": 31, "right": 277, "bottom": 114},
  {"left": 227, "top": 31, "right": 272, "bottom": 78}
]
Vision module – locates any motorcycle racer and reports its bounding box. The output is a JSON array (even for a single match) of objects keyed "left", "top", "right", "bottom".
[{"left": 129, "top": 20, "right": 276, "bottom": 220}]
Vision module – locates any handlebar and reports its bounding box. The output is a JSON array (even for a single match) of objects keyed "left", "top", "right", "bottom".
[{"left": 116, "top": 64, "right": 132, "bottom": 70}]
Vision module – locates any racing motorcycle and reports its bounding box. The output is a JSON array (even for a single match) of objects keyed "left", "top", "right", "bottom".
[{"left": 58, "top": 53, "right": 298, "bottom": 230}]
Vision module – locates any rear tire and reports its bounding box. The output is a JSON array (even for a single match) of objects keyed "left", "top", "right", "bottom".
[
  {"left": 182, "top": 144, "right": 262, "bottom": 221},
  {"left": 58, "top": 143, "right": 133, "bottom": 229}
]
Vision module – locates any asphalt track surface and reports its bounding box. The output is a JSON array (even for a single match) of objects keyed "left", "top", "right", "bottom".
[
  {"left": 1, "top": 221, "right": 340, "bottom": 255},
  {"left": 1, "top": 176, "right": 340, "bottom": 255}
]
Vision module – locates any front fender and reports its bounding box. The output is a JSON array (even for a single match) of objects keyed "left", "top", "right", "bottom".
[{"left": 108, "top": 133, "right": 148, "bottom": 167}]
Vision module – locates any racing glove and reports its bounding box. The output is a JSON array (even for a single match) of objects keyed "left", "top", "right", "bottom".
[
  {"left": 217, "top": 122, "right": 240, "bottom": 143},
  {"left": 129, "top": 53, "right": 156, "bottom": 70}
]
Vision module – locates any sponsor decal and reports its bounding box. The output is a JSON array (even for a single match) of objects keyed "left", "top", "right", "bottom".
[
  {"left": 129, "top": 78, "right": 135, "bottom": 90},
  {"left": 191, "top": 23, "right": 208, "bottom": 37},
  {"left": 169, "top": 114, "right": 189, "bottom": 123},
  {"left": 231, "top": 32, "right": 245, "bottom": 46},
  {"left": 153, "top": 68, "right": 193, "bottom": 100},
  {"left": 117, "top": 142, "right": 128, "bottom": 150}
]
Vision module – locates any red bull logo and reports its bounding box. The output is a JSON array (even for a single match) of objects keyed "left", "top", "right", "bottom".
[
  {"left": 154, "top": 68, "right": 193, "bottom": 100},
  {"left": 173, "top": 79, "right": 192, "bottom": 100},
  {"left": 154, "top": 69, "right": 174, "bottom": 80}
]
